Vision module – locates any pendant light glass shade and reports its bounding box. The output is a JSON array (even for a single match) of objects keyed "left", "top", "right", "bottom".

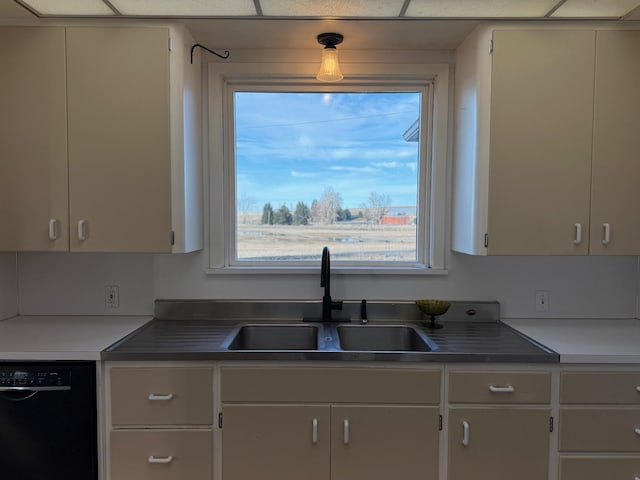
[
  {"left": 316, "top": 46, "right": 343, "bottom": 82},
  {"left": 316, "top": 33, "right": 344, "bottom": 82}
]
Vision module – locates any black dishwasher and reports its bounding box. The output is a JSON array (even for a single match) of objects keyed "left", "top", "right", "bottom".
[{"left": 0, "top": 361, "right": 98, "bottom": 480}]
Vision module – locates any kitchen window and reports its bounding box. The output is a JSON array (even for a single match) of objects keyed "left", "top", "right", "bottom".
[{"left": 207, "top": 62, "right": 449, "bottom": 273}]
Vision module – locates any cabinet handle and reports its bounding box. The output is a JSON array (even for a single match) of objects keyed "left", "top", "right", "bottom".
[
  {"left": 343, "top": 419, "right": 350, "bottom": 445},
  {"left": 77, "top": 219, "right": 87, "bottom": 241},
  {"left": 148, "top": 393, "right": 174, "bottom": 401},
  {"left": 573, "top": 223, "right": 582, "bottom": 245},
  {"left": 462, "top": 421, "right": 470, "bottom": 446},
  {"left": 602, "top": 223, "right": 611, "bottom": 245},
  {"left": 635, "top": 427, "right": 640, "bottom": 436},
  {"left": 48, "top": 219, "right": 58, "bottom": 241},
  {"left": 148, "top": 456, "right": 173, "bottom": 464},
  {"left": 489, "top": 385, "right": 515, "bottom": 393},
  {"left": 312, "top": 418, "right": 318, "bottom": 445},
  {"left": 635, "top": 386, "right": 640, "bottom": 393}
]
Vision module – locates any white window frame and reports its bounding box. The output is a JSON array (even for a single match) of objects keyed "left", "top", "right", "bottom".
[{"left": 207, "top": 62, "right": 449, "bottom": 274}]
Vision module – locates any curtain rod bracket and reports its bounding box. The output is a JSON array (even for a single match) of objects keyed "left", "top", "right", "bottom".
[{"left": 191, "top": 44, "right": 230, "bottom": 64}]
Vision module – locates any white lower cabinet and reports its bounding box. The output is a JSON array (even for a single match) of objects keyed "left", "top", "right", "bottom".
[
  {"left": 222, "top": 403, "right": 439, "bottom": 480},
  {"left": 220, "top": 367, "right": 441, "bottom": 480},
  {"left": 103, "top": 363, "right": 640, "bottom": 480},
  {"left": 558, "top": 371, "right": 640, "bottom": 480},
  {"left": 446, "top": 369, "right": 552, "bottom": 480},
  {"left": 448, "top": 407, "right": 551, "bottom": 480},
  {"left": 107, "top": 365, "right": 214, "bottom": 480}
]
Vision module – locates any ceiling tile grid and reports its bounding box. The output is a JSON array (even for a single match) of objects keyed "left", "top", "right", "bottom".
[{"left": 13, "top": 0, "right": 640, "bottom": 18}]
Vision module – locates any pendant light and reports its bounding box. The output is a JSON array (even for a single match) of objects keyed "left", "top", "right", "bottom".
[{"left": 316, "top": 33, "right": 344, "bottom": 82}]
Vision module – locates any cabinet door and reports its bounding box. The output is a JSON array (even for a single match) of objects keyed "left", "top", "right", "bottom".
[
  {"left": 222, "top": 404, "right": 330, "bottom": 480},
  {"left": 66, "top": 27, "right": 172, "bottom": 252},
  {"left": 448, "top": 407, "right": 550, "bottom": 480},
  {"left": 331, "top": 405, "right": 439, "bottom": 480},
  {"left": 589, "top": 31, "right": 640, "bottom": 255},
  {"left": 0, "top": 27, "right": 68, "bottom": 251},
  {"left": 487, "top": 30, "right": 595, "bottom": 254}
]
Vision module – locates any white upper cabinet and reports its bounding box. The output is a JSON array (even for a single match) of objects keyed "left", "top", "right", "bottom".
[
  {"left": 589, "top": 30, "right": 640, "bottom": 255},
  {"left": 0, "top": 27, "right": 69, "bottom": 252},
  {"left": 453, "top": 26, "right": 640, "bottom": 256},
  {"left": 0, "top": 25, "right": 202, "bottom": 253}
]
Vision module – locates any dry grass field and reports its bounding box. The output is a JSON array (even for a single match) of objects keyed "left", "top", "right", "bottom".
[{"left": 236, "top": 221, "right": 417, "bottom": 261}]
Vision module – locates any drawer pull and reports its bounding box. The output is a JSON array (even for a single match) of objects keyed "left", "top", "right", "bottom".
[
  {"left": 635, "top": 427, "right": 640, "bottom": 436},
  {"left": 602, "top": 223, "right": 611, "bottom": 245},
  {"left": 48, "top": 219, "right": 58, "bottom": 240},
  {"left": 489, "top": 385, "right": 515, "bottom": 393},
  {"left": 573, "top": 223, "right": 582, "bottom": 245},
  {"left": 77, "top": 219, "right": 87, "bottom": 241},
  {"left": 148, "top": 456, "right": 173, "bottom": 464},
  {"left": 148, "top": 393, "right": 174, "bottom": 401},
  {"left": 343, "top": 419, "right": 350, "bottom": 445},
  {"left": 462, "top": 421, "right": 470, "bottom": 446},
  {"left": 312, "top": 418, "right": 318, "bottom": 445},
  {"left": 636, "top": 386, "right": 640, "bottom": 392}
]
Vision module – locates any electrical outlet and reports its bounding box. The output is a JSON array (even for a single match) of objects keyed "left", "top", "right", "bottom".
[
  {"left": 105, "top": 285, "right": 119, "bottom": 308},
  {"left": 535, "top": 290, "right": 549, "bottom": 313}
]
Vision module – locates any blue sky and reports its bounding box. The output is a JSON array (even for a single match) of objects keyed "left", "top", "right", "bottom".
[{"left": 234, "top": 91, "right": 420, "bottom": 211}]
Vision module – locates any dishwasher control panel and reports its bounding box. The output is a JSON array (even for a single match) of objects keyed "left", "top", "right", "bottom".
[{"left": 0, "top": 367, "right": 71, "bottom": 388}]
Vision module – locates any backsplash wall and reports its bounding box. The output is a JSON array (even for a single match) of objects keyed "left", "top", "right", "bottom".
[
  {"left": 16, "top": 250, "right": 639, "bottom": 319},
  {"left": 0, "top": 253, "right": 17, "bottom": 320}
]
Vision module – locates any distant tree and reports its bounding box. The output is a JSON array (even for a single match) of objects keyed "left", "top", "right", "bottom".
[
  {"left": 336, "top": 207, "right": 352, "bottom": 222},
  {"left": 361, "top": 192, "right": 391, "bottom": 224},
  {"left": 273, "top": 204, "right": 293, "bottom": 225},
  {"left": 261, "top": 202, "right": 274, "bottom": 225},
  {"left": 316, "top": 187, "right": 343, "bottom": 224},
  {"left": 309, "top": 200, "right": 320, "bottom": 224},
  {"left": 293, "top": 201, "right": 310, "bottom": 225},
  {"left": 237, "top": 194, "right": 257, "bottom": 224}
]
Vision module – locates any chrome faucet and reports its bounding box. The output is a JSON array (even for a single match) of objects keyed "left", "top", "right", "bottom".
[{"left": 321, "top": 246, "right": 343, "bottom": 321}]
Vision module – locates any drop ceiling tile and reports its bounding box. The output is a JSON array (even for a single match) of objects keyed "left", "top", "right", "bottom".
[
  {"left": 260, "top": 0, "right": 405, "bottom": 17},
  {"left": 405, "top": 0, "right": 559, "bottom": 17},
  {"left": 551, "top": 0, "right": 640, "bottom": 17},
  {"left": 109, "top": 0, "right": 257, "bottom": 16},
  {"left": 19, "top": 0, "right": 115, "bottom": 16}
]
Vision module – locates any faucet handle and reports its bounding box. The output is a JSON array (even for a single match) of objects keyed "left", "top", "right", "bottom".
[{"left": 360, "top": 299, "right": 368, "bottom": 324}]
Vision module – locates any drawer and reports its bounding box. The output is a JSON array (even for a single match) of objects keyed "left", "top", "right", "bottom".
[
  {"left": 221, "top": 367, "right": 441, "bottom": 404},
  {"left": 559, "top": 408, "right": 640, "bottom": 452},
  {"left": 448, "top": 371, "right": 551, "bottom": 404},
  {"left": 561, "top": 371, "right": 640, "bottom": 404},
  {"left": 559, "top": 456, "right": 640, "bottom": 480},
  {"left": 110, "top": 429, "right": 212, "bottom": 480},
  {"left": 111, "top": 367, "right": 213, "bottom": 426}
]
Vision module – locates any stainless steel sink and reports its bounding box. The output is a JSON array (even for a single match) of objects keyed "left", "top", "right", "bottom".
[
  {"left": 337, "top": 324, "right": 435, "bottom": 352},
  {"left": 225, "top": 324, "right": 318, "bottom": 350}
]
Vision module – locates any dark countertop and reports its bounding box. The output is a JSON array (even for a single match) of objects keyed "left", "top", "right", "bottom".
[{"left": 102, "top": 317, "right": 558, "bottom": 363}]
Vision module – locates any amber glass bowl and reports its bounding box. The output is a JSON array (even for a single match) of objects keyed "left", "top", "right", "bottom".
[{"left": 415, "top": 300, "right": 451, "bottom": 329}]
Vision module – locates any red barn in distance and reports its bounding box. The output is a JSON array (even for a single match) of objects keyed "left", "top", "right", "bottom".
[{"left": 379, "top": 215, "right": 412, "bottom": 225}]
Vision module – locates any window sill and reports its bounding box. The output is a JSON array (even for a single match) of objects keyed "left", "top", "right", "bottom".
[{"left": 205, "top": 265, "right": 448, "bottom": 276}]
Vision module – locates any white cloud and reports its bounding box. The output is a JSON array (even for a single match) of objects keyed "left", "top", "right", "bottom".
[
  {"left": 291, "top": 170, "right": 318, "bottom": 178},
  {"left": 330, "top": 166, "right": 376, "bottom": 174},
  {"left": 372, "top": 161, "right": 401, "bottom": 168}
]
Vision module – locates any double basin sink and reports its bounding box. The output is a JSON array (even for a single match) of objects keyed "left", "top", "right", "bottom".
[{"left": 223, "top": 323, "right": 437, "bottom": 352}]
